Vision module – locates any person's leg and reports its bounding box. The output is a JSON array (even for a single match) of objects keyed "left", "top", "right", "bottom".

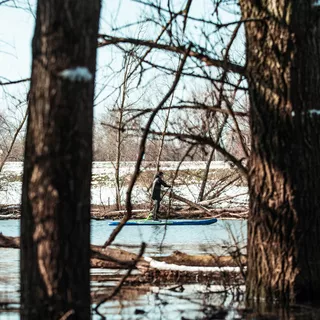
[{"left": 153, "top": 199, "right": 160, "bottom": 220}]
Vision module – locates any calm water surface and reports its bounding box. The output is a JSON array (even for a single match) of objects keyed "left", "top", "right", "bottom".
[{"left": 0, "top": 219, "right": 246, "bottom": 319}]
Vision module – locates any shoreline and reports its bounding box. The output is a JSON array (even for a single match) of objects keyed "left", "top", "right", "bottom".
[{"left": 0, "top": 203, "right": 248, "bottom": 220}]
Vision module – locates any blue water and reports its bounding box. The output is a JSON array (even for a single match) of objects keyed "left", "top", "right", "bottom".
[
  {"left": 0, "top": 219, "right": 247, "bottom": 319},
  {"left": 0, "top": 219, "right": 247, "bottom": 255}
]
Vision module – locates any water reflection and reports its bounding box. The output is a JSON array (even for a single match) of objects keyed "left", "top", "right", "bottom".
[
  {"left": 0, "top": 219, "right": 249, "bottom": 319},
  {"left": 1, "top": 219, "right": 320, "bottom": 319},
  {"left": 93, "top": 219, "right": 247, "bottom": 256},
  {"left": 93, "top": 284, "right": 243, "bottom": 320}
]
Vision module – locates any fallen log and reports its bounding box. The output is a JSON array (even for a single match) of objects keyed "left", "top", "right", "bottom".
[
  {"left": 0, "top": 203, "right": 249, "bottom": 220},
  {"left": 100, "top": 209, "right": 150, "bottom": 215},
  {"left": 197, "top": 193, "right": 248, "bottom": 207},
  {"left": 175, "top": 207, "right": 248, "bottom": 213},
  {"left": 138, "top": 251, "right": 247, "bottom": 275},
  {"left": 168, "top": 191, "right": 210, "bottom": 213},
  {"left": 154, "top": 250, "right": 246, "bottom": 267},
  {"left": 0, "top": 234, "right": 142, "bottom": 269},
  {"left": 172, "top": 209, "right": 248, "bottom": 219},
  {"left": 0, "top": 233, "right": 20, "bottom": 248},
  {"left": 141, "top": 257, "right": 243, "bottom": 273},
  {"left": 0, "top": 205, "right": 21, "bottom": 219},
  {"left": 0, "top": 214, "right": 19, "bottom": 220},
  {"left": 0, "top": 235, "right": 246, "bottom": 271}
]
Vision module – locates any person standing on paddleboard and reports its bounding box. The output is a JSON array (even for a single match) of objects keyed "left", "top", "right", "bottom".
[{"left": 151, "top": 171, "right": 171, "bottom": 220}]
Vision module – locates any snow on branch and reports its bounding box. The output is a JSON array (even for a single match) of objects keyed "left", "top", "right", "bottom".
[
  {"left": 313, "top": 0, "right": 320, "bottom": 7},
  {"left": 292, "top": 110, "right": 320, "bottom": 117},
  {"left": 58, "top": 67, "right": 93, "bottom": 82},
  {"left": 308, "top": 109, "right": 320, "bottom": 116},
  {"left": 144, "top": 257, "right": 242, "bottom": 272}
]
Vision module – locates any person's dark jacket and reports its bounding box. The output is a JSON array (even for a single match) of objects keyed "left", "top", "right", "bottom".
[{"left": 151, "top": 174, "right": 170, "bottom": 200}]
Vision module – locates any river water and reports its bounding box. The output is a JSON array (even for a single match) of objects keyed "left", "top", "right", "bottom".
[{"left": 0, "top": 219, "right": 247, "bottom": 319}]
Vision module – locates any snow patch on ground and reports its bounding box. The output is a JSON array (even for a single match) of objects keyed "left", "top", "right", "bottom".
[{"left": 0, "top": 161, "right": 248, "bottom": 207}]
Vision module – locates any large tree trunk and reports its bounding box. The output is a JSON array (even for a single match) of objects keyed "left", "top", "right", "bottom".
[
  {"left": 240, "top": 1, "right": 320, "bottom": 302},
  {"left": 20, "top": 1, "right": 100, "bottom": 319}
]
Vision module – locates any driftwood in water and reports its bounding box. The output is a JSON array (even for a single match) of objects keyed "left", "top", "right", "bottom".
[
  {"left": 0, "top": 234, "right": 142, "bottom": 269},
  {"left": 0, "top": 234, "right": 245, "bottom": 271},
  {"left": 154, "top": 250, "right": 246, "bottom": 267},
  {"left": 91, "top": 244, "right": 149, "bottom": 269},
  {"left": 0, "top": 233, "right": 20, "bottom": 248}
]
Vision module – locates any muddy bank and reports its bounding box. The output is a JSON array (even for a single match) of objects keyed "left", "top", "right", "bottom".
[{"left": 0, "top": 203, "right": 248, "bottom": 220}]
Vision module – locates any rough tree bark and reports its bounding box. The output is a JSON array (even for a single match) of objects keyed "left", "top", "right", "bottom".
[
  {"left": 20, "top": 0, "right": 101, "bottom": 319},
  {"left": 240, "top": 1, "right": 320, "bottom": 302}
]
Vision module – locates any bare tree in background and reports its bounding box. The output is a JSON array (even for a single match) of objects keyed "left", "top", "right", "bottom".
[
  {"left": 99, "top": 0, "right": 320, "bottom": 304},
  {"left": 113, "top": 52, "right": 140, "bottom": 210},
  {"left": 20, "top": 0, "right": 101, "bottom": 318},
  {"left": 0, "top": 1, "right": 32, "bottom": 171},
  {"left": 155, "top": 94, "right": 174, "bottom": 172},
  {"left": 0, "top": 108, "right": 27, "bottom": 172}
]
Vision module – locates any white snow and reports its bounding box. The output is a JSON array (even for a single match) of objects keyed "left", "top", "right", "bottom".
[
  {"left": 58, "top": 67, "right": 92, "bottom": 82},
  {"left": 144, "top": 257, "right": 242, "bottom": 272},
  {"left": 0, "top": 161, "right": 248, "bottom": 207},
  {"left": 308, "top": 109, "right": 320, "bottom": 116}
]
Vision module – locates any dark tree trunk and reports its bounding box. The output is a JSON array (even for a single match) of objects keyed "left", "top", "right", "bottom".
[
  {"left": 20, "top": 1, "right": 100, "bottom": 319},
  {"left": 240, "top": 1, "right": 320, "bottom": 302}
]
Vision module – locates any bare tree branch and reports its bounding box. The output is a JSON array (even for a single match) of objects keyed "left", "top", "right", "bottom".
[
  {"left": 0, "top": 78, "right": 30, "bottom": 86},
  {"left": 149, "top": 130, "right": 248, "bottom": 177},
  {"left": 132, "top": 0, "right": 265, "bottom": 28},
  {"left": 98, "top": 35, "right": 246, "bottom": 75},
  {"left": 123, "top": 104, "right": 247, "bottom": 128},
  {"left": 93, "top": 242, "right": 146, "bottom": 315},
  {"left": 182, "top": 0, "right": 193, "bottom": 33}
]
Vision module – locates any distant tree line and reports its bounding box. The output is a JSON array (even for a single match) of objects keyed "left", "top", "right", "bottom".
[
  {"left": 0, "top": 110, "right": 248, "bottom": 165},
  {"left": 93, "top": 113, "right": 244, "bottom": 162}
]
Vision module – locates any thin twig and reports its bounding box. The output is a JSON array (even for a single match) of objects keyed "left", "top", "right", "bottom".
[
  {"left": 93, "top": 242, "right": 146, "bottom": 314},
  {"left": 148, "top": 130, "right": 248, "bottom": 176},
  {"left": 98, "top": 35, "right": 245, "bottom": 75},
  {"left": 0, "top": 78, "right": 30, "bottom": 86}
]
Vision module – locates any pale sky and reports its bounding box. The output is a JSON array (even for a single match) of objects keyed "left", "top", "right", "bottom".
[
  {"left": 0, "top": 0, "right": 142, "bottom": 117},
  {"left": 0, "top": 0, "right": 142, "bottom": 80},
  {"left": 0, "top": 3, "right": 33, "bottom": 81},
  {"left": 0, "top": 1, "right": 243, "bottom": 120}
]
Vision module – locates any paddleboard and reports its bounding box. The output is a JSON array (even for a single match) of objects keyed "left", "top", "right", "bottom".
[{"left": 108, "top": 217, "right": 218, "bottom": 226}]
